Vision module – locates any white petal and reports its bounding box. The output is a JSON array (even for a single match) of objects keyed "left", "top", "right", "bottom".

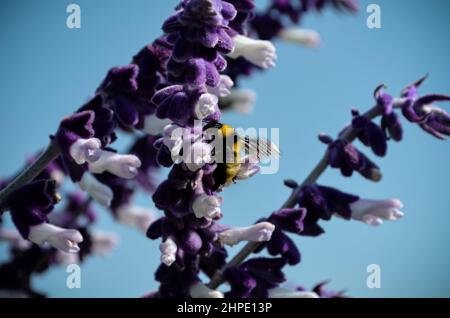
[
  {"left": 207, "top": 75, "right": 234, "bottom": 97},
  {"left": 227, "top": 35, "right": 277, "bottom": 69},
  {"left": 160, "top": 237, "right": 177, "bottom": 267},
  {"left": 194, "top": 93, "right": 219, "bottom": 119},
  {"left": 88, "top": 151, "right": 142, "bottom": 179},
  {"left": 78, "top": 173, "right": 113, "bottom": 207},
  {"left": 0, "top": 228, "right": 31, "bottom": 250},
  {"left": 192, "top": 194, "right": 222, "bottom": 219},
  {"left": 91, "top": 231, "right": 119, "bottom": 256},
  {"left": 117, "top": 205, "right": 157, "bottom": 233},
  {"left": 69, "top": 138, "right": 102, "bottom": 165},
  {"left": 29, "top": 223, "right": 83, "bottom": 253},
  {"left": 279, "top": 28, "right": 321, "bottom": 48},
  {"left": 55, "top": 251, "right": 80, "bottom": 265},
  {"left": 350, "top": 198, "right": 404, "bottom": 225},
  {"left": 219, "top": 222, "right": 275, "bottom": 246}
]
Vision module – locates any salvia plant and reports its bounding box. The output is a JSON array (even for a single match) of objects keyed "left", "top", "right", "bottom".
[{"left": 0, "top": 0, "right": 449, "bottom": 298}]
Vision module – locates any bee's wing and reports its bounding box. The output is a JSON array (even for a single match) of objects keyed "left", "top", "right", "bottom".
[{"left": 239, "top": 136, "right": 280, "bottom": 161}]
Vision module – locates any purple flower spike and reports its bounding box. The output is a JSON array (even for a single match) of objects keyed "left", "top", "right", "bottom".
[{"left": 351, "top": 109, "right": 388, "bottom": 157}]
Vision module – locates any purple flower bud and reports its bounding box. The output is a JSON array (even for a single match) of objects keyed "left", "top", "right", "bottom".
[
  {"left": 375, "top": 84, "right": 403, "bottom": 142},
  {"left": 351, "top": 110, "right": 387, "bottom": 157},
  {"left": 293, "top": 184, "right": 359, "bottom": 236},
  {"left": 400, "top": 75, "right": 450, "bottom": 140},
  {"left": 55, "top": 111, "right": 95, "bottom": 162},
  {"left": 225, "top": 257, "right": 287, "bottom": 298},
  {"left": 224, "top": 267, "right": 257, "bottom": 298},
  {"left": 6, "top": 180, "right": 59, "bottom": 239},
  {"left": 128, "top": 135, "right": 160, "bottom": 193},
  {"left": 265, "top": 229, "right": 301, "bottom": 265},
  {"left": 78, "top": 95, "right": 117, "bottom": 146},
  {"left": 327, "top": 139, "right": 382, "bottom": 181},
  {"left": 283, "top": 179, "right": 299, "bottom": 189},
  {"left": 269, "top": 208, "right": 306, "bottom": 233}
]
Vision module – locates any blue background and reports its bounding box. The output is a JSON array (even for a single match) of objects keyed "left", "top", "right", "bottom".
[{"left": 0, "top": 0, "right": 449, "bottom": 298}]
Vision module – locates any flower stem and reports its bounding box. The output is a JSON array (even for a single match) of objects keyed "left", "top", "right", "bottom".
[
  {"left": 0, "top": 141, "right": 61, "bottom": 213},
  {"left": 208, "top": 104, "right": 383, "bottom": 289}
]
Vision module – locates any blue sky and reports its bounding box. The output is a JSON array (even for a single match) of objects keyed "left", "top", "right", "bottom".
[{"left": 0, "top": 0, "right": 449, "bottom": 297}]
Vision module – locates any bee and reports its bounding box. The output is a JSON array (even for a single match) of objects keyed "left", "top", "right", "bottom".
[{"left": 203, "top": 122, "right": 280, "bottom": 191}]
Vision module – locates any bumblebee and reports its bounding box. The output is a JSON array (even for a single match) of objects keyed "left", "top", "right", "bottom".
[{"left": 203, "top": 122, "right": 280, "bottom": 191}]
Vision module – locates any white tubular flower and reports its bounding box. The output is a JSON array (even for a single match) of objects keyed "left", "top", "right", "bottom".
[
  {"left": 55, "top": 251, "right": 80, "bottom": 265},
  {"left": 159, "top": 237, "right": 177, "bottom": 267},
  {"left": 78, "top": 173, "right": 113, "bottom": 208},
  {"left": 227, "top": 35, "right": 277, "bottom": 69},
  {"left": 194, "top": 93, "right": 219, "bottom": 120},
  {"left": 279, "top": 28, "right": 321, "bottom": 48},
  {"left": 207, "top": 75, "right": 234, "bottom": 97},
  {"left": 183, "top": 142, "right": 212, "bottom": 171},
  {"left": 189, "top": 282, "right": 224, "bottom": 298},
  {"left": 143, "top": 114, "right": 172, "bottom": 136},
  {"left": 116, "top": 205, "right": 157, "bottom": 233},
  {"left": 350, "top": 198, "right": 404, "bottom": 226},
  {"left": 223, "top": 89, "right": 257, "bottom": 114},
  {"left": 69, "top": 138, "right": 102, "bottom": 165},
  {"left": 28, "top": 223, "right": 83, "bottom": 253},
  {"left": 235, "top": 156, "right": 260, "bottom": 180},
  {"left": 268, "top": 287, "right": 319, "bottom": 298},
  {"left": 219, "top": 222, "right": 275, "bottom": 247},
  {"left": 192, "top": 194, "right": 222, "bottom": 220},
  {"left": 0, "top": 228, "right": 31, "bottom": 250},
  {"left": 88, "top": 151, "right": 142, "bottom": 179},
  {"left": 91, "top": 231, "right": 119, "bottom": 256}
]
